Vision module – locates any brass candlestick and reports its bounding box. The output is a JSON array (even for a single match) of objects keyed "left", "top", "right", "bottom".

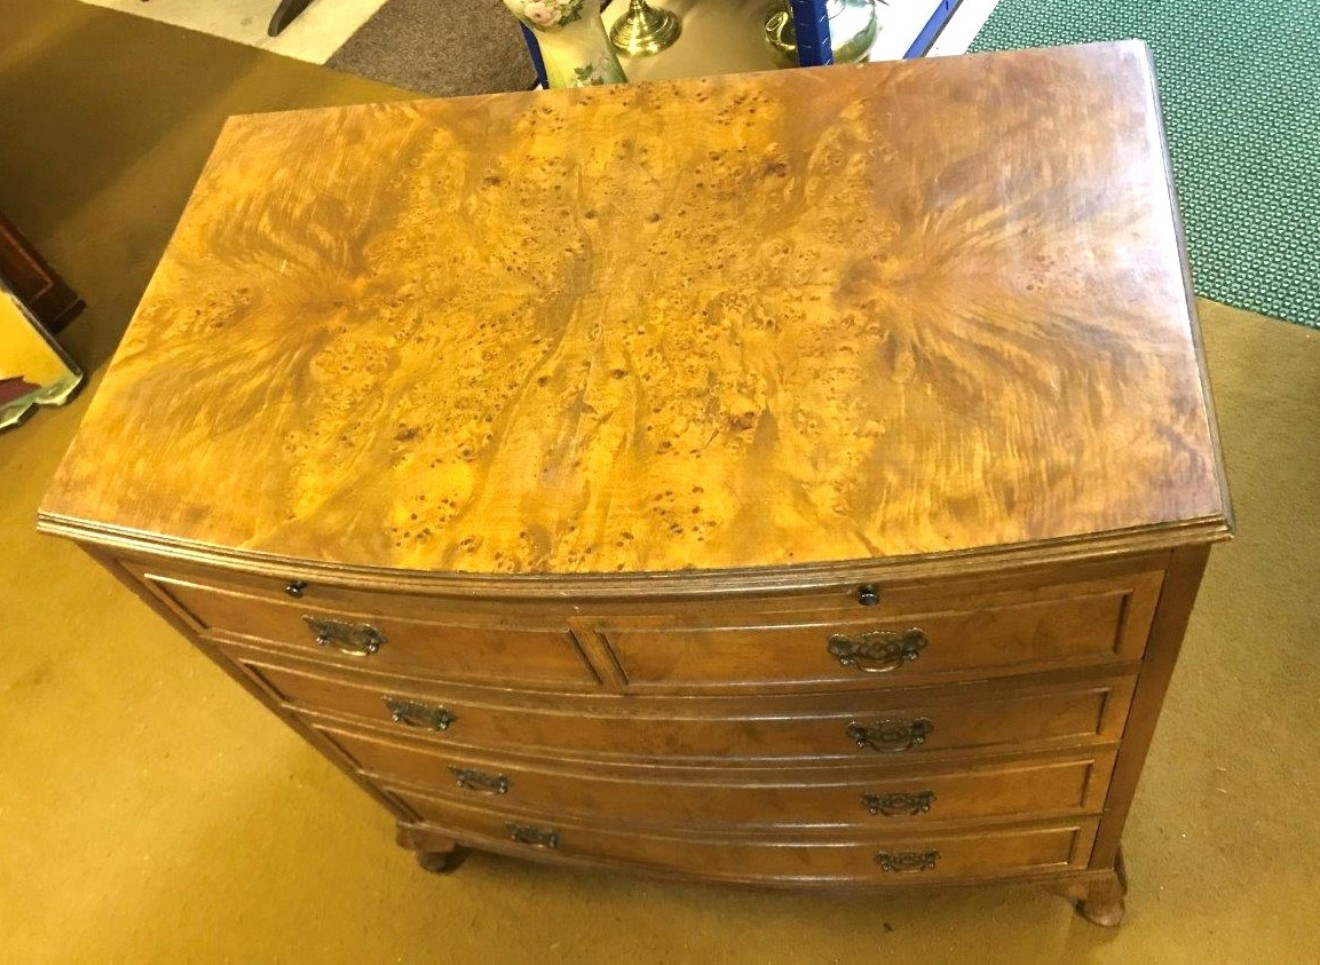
[{"left": 609, "top": 0, "right": 681, "bottom": 56}]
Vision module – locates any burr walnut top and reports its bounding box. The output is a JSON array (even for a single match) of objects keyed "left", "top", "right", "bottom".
[{"left": 41, "top": 42, "right": 1230, "bottom": 580}]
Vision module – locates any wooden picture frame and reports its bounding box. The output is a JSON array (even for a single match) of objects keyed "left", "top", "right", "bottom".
[{"left": 0, "top": 212, "right": 84, "bottom": 333}]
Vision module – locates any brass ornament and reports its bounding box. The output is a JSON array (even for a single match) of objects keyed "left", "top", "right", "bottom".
[
  {"left": 383, "top": 696, "right": 456, "bottom": 731},
  {"left": 609, "top": 0, "right": 681, "bottom": 56},
  {"left": 845, "top": 717, "right": 934, "bottom": 753},
  {"left": 507, "top": 823, "right": 560, "bottom": 848},
  {"left": 449, "top": 766, "right": 511, "bottom": 795},
  {"left": 303, "top": 615, "right": 385, "bottom": 656},
  {"left": 874, "top": 850, "right": 940, "bottom": 873},
  {"left": 861, "top": 790, "right": 936, "bottom": 817},
  {"left": 827, "top": 628, "right": 928, "bottom": 673}
]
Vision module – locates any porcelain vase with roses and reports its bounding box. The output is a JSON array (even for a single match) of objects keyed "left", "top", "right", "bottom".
[{"left": 503, "top": 0, "right": 628, "bottom": 88}]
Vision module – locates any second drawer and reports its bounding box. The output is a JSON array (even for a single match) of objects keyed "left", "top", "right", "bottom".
[
  {"left": 235, "top": 647, "right": 1135, "bottom": 763},
  {"left": 320, "top": 723, "right": 1117, "bottom": 829}
]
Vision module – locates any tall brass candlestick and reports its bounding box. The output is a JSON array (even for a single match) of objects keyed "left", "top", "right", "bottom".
[{"left": 609, "top": 0, "right": 681, "bottom": 56}]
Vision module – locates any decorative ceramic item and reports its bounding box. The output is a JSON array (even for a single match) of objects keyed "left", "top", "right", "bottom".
[
  {"left": 609, "top": 0, "right": 681, "bottom": 56},
  {"left": 765, "top": 0, "right": 878, "bottom": 66},
  {"left": 504, "top": 0, "right": 627, "bottom": 88}
]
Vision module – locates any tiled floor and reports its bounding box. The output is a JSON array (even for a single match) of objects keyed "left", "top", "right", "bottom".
[{"left": 2, "top": 1, "right": 1317, "bottom": 961}]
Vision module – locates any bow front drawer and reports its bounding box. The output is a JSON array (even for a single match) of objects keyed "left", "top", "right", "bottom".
[
  {"left": 233, "top": 648, "right": 1134, "bottom": 763},
  {"left": 392, "top": 793, "right": 1100, "bottom": 885},
  {"left": 126, "top": 563, "right": 596, "bottom": 687},
  {"left": 320, "top": 724, "right": 1117, "bottom": 829},
  {"left": 594, "top": 569, "right": 1164, "bottom": 691}
]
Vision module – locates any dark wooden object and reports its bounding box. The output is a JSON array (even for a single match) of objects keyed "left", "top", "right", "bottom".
[
  {"left": 38, "top": 43, "right": 1231, "bottom": 928},
  {"left": 0, "top": 213, "right": 83, "bottom": 332},
  {"left": 268, "top": 0, "right": 316, "bottom": 36}
]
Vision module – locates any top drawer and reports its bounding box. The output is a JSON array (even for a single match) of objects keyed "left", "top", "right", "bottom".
[
  {"left": 121, "top": 556, "right": 1164, "bottom": 693},
  {"left": 595, "top": 569, "right": 1165, "bottom": 691},
  {"left": 125, "top": 562, "right": 597, "bottom": 688}
]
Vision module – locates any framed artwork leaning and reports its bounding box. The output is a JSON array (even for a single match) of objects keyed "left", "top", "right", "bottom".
[{"left": 1, "top": 283, "right": 83, "bottom": 431}]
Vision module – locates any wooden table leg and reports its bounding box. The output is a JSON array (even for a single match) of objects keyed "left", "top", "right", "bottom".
[
  {"left": 414, "top": 836, "right": 465, "bottom": 875},
  {"left": 1044, "top": 848, "right": 1129, "bottom": 928},
  {"left": 1078, "top": 848, "right": 1128, "bottom": 927}
]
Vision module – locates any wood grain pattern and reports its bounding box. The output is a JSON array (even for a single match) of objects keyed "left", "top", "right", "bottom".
[
  {"left": 130, "top": 552, "right": 1162, "bottom": 691},
  {"left": 140, "top": 570, "right": 599, "bottom": 686},
  {"left": 235, "top": 653, "right": 1137, "bottom": 763},
  {"left": 392, "top": 795, "right": 1100, "bottom": 885},
  {"left": 39, "top": 41, "right": 1228, "bottom": 578},
  {"left": 324, "top": 725, "right": 1118, "bottom": 830},
  {"left": 597, "top": 568, "right": 1164, "bottom": 689}
]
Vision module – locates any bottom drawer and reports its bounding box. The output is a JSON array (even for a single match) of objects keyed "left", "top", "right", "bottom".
[{"left": 391, "top": 788, "right": 1099, "bottom": 885}]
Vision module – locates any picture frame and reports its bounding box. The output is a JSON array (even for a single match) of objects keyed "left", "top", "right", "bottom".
[{"left": 1, "top": 281, "right": 83, "bottom": 431}]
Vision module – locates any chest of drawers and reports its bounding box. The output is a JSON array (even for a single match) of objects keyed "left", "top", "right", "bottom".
[{"left": 40, "top": 42, "right": 1230, "bottom": 927}]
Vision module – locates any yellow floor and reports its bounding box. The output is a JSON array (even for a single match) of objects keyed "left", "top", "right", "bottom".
[{"left": 3, "top": 1, "right": 1319, "bottom": 961}]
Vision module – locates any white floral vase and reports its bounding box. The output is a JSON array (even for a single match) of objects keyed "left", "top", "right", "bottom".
[{"left": 504, "top": 0, "right": 628, "bottom": 89}]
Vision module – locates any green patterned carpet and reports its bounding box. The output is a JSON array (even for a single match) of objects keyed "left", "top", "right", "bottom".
[{"left": 971, "top": 1, "right": 1320, "bottom": 328}]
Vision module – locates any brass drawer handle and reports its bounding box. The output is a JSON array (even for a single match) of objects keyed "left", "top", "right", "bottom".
[
  {"left": 845, "top": 717, "right": 933, "bottom": 753},
  {"left": 507, "top": 823, "right": 559, "bottom": 849},
  {"left": 303, "top": 615, "right": 385, "bottom": 657},
  {"left": 874, "top": 850, "right": 940, "bottom": 874},
  {"left": 861, "top": 790, "right": 936, "bottom": 817},
  {"left": 384, "top": 696, "right": 455, "bottom": 731},
  {"left": 827, "top": 628, "right": 928, "bottom": 673},
  {"left": 449, "top": 766, "right": 510, "bottom": 795}
]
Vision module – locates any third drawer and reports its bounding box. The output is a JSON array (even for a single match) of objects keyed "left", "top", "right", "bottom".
[{"left": 319, "top": 721, "right": 1118, "bottom": 829}]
